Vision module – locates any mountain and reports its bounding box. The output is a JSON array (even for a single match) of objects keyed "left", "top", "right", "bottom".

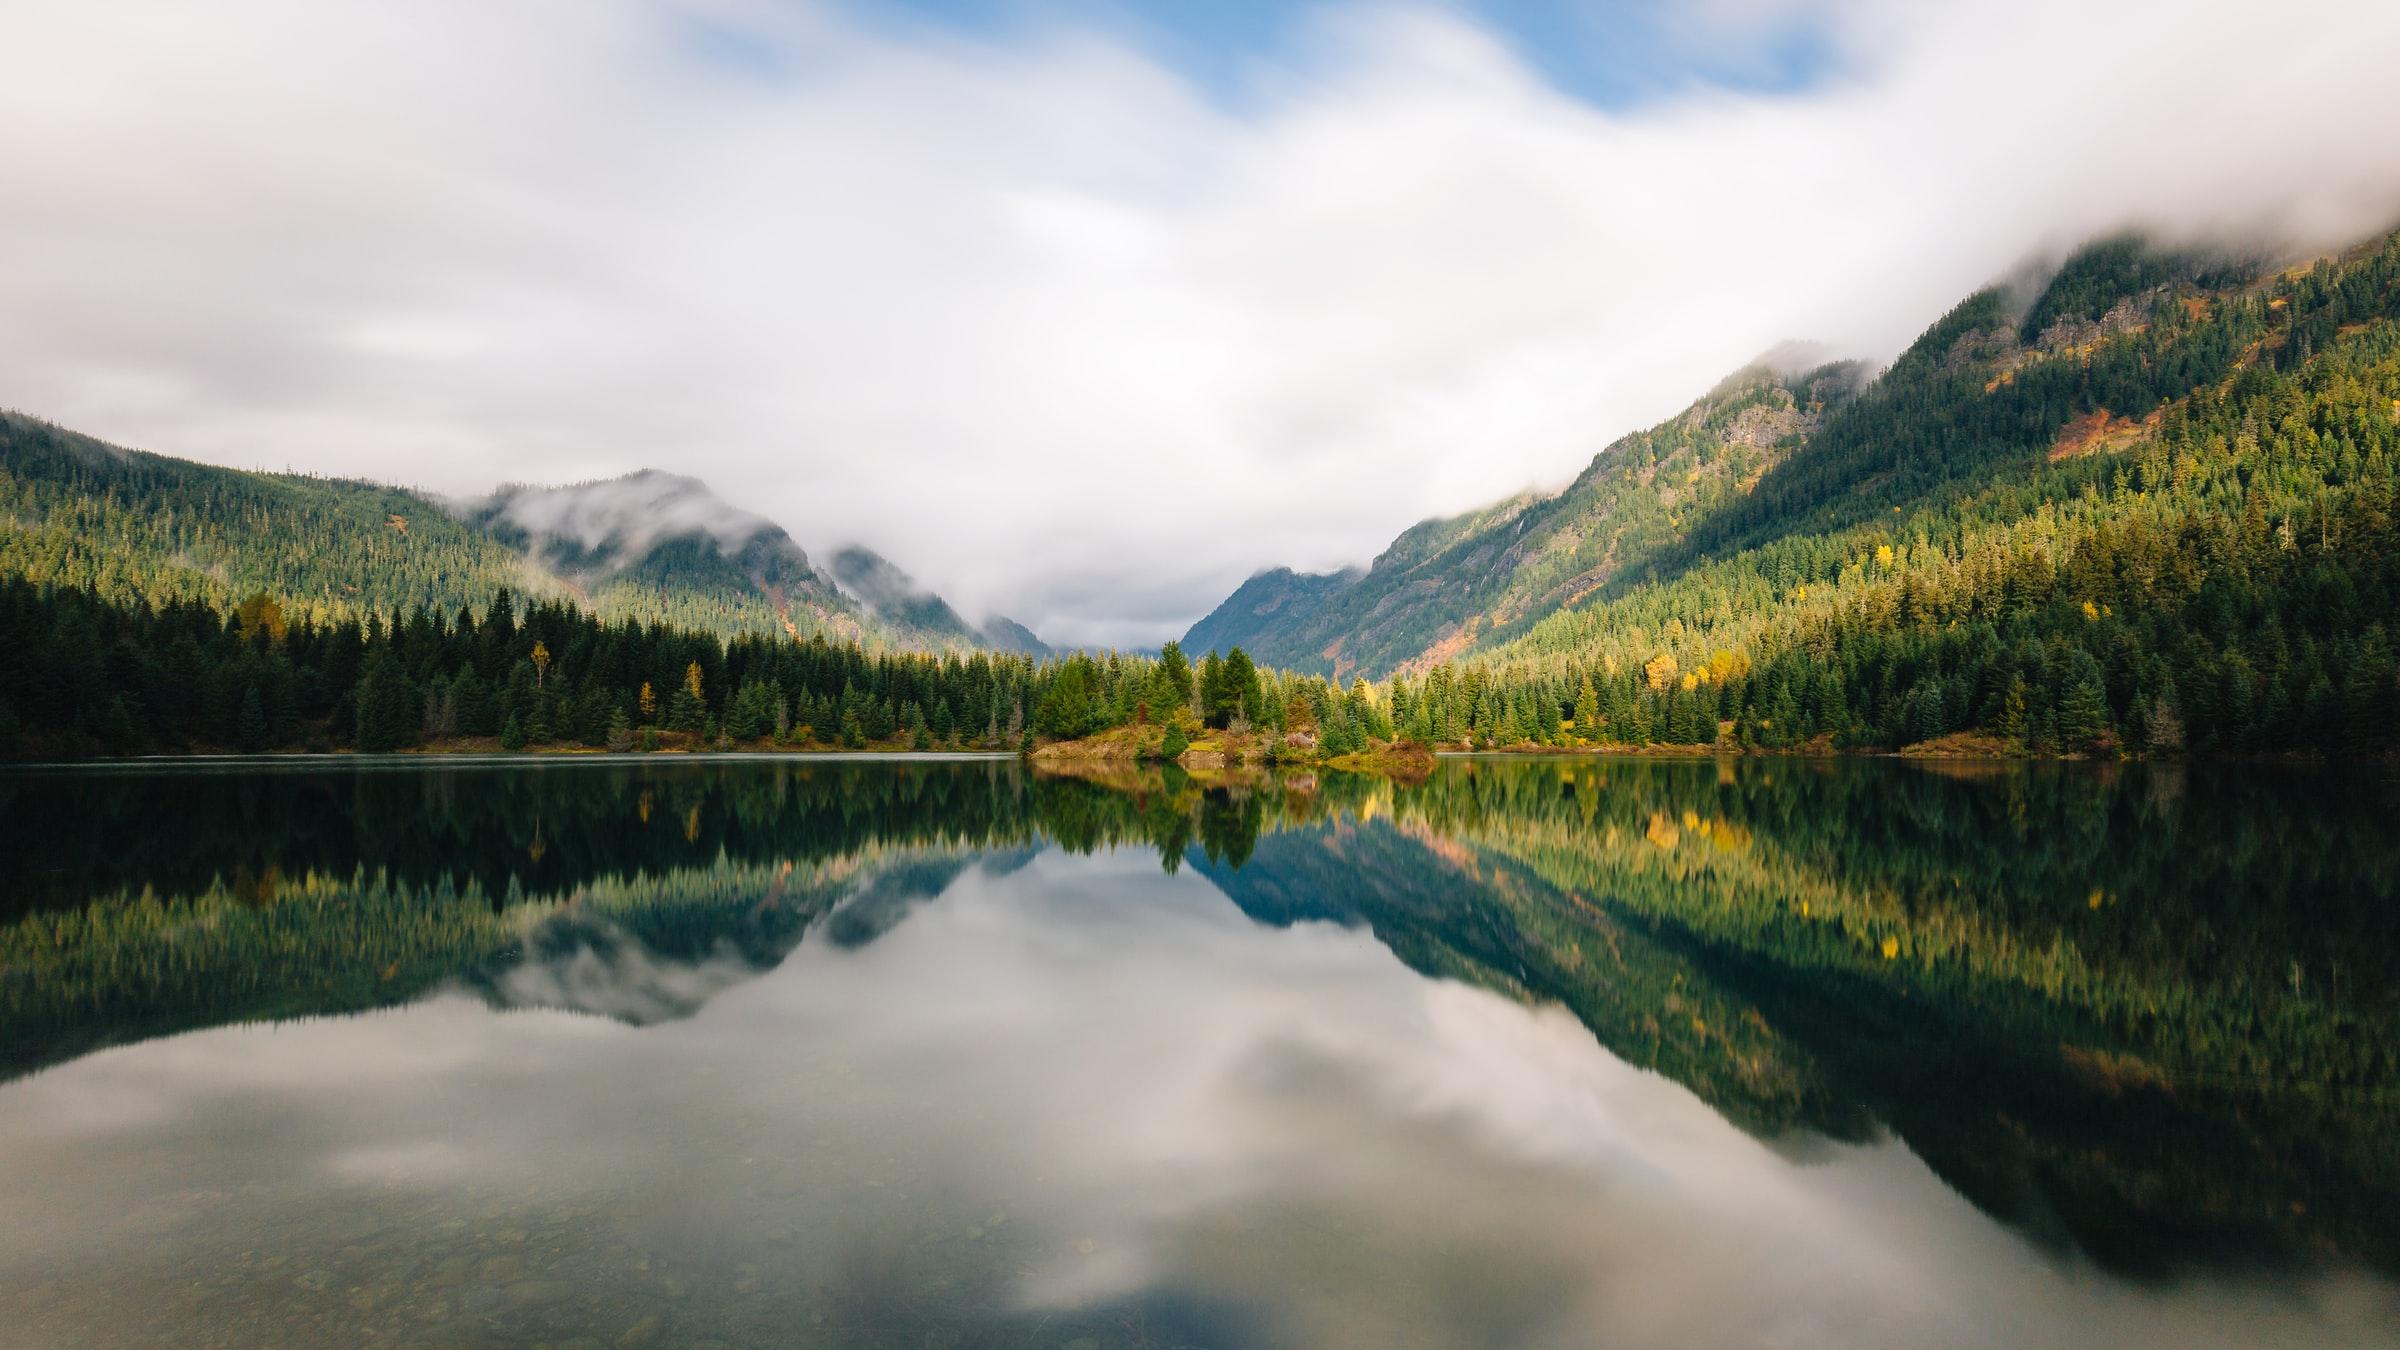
[
  {"left": 1182, "top": 356, "right": 1863, "bottom": 678},
  {"left": 1182, "top": 228, "right": 2365, "bottom": 695},
  {"left": 465, "top": 477, "right": 1047, "bottom": 653},
  {"left": 1181, "top": 223, "right": 2400, "bottom": 757},
  {"left": 975, "top": 613, "right": 1054, "bottom": 657},
  {"left": 1179, "top": 565, "right": 1361, "bottom": 662},
  {"left": 0, "top": 418, "right": 1034, "bottom": 654},
  {"left": 0, "top": 408, "right": 551, "bottom": 621},
  {"left": 825, "top": 544, "right": 1052, "bottom": 656},
  {"left": 825, "top": 544, "right": 977, "bottom": 642},
  {"left": 459, "top": 470, "right": 883, "bottom": 644}
]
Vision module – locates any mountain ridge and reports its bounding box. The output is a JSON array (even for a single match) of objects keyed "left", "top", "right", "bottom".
[
  {"left": 0, "top": 420, "right": 1037, "bottom": 655},
  {"left": 1182, "top": 354, "right": 1864, "bottom": 679},
  {"left": 826, "top": 544, "right": 1051, "bottom": 656},
  {"left": 1178, "top": 226, "right": 2363, "bottom": 685}
]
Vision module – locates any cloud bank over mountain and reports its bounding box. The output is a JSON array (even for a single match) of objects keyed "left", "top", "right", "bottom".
[
  {"left": 466, "top": 470, "right": 788, "bottom": 565},
  {"left": 5, "top": 0, "right": 2400, "bottom": 645}
]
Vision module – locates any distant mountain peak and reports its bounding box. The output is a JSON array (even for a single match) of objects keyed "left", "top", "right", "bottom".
[
  {"left": 976, "top": 614, "right": 1053, "bottom": 657},
  {"left": 827, "top": 545, "right": 1051, "bottom": 656},
  {"left": 444, "top": 473, "right": 1032, "bottom": 653}
]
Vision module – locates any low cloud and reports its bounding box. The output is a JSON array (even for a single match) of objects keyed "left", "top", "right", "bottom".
[
  {"left": 467, "top": 470, "right": 788, "bottom": 565},
  {"left": 4, "top": 0, "right": 2399, "bottom": 645}
]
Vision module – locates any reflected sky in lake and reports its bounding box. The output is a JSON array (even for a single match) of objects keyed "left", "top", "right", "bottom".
[{"left": 1, "top": 758, "right": 2395, "bottom": 1347}]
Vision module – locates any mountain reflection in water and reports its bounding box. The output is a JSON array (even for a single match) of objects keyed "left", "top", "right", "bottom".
[{"left": 0, "top": 756, "right": 2394, "bottom": 1348}]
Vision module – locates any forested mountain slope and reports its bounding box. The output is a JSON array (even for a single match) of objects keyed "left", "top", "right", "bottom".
[
  {"left": 1184, "top": 358, "right": 1864, "bottom": 678},
  {"left": 1178, "top": 564, "right": 1360, "bottom": 661},
  {"left": 0, "top": 419, "right": 1031, "bottom": 653},
  {"left": 1174, "top": 226, "right": 2400, "bottom": 756},
  {"left": 1383, "top": 228, "right": 2400, "bottom": 755},
  {"left": 827, "top": 544, "right": 1052, "bottom": 656},
  {"left": 974, "top": 614, "right": 1054, "bottom": 658},
  {"left": 0, "top": 411, "right": 552, "bottom": 621},
  {"left": 461, "top": 470, "right": 877, "bottom": 644}
]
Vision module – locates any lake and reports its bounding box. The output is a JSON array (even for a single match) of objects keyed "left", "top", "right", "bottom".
[{"left": 1, "top": 755, "right": 2395, "bottom": 1348}]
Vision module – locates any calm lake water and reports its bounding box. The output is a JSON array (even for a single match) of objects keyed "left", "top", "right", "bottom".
[{"left": 1, "top": 755, "right": 2396, "bottom": 1348}]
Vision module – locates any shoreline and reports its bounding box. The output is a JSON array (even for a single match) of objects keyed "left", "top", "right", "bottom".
[
  {"left": 0, "top": 748, "right": 1023, "bottom": 770},
  {"left": 4, "top": 742, "right": 2383, "bottom": 771}
]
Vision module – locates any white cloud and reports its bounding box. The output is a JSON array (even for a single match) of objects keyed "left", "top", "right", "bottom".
[{"left": 3, "top": 0, "right": 2398, "bottom": 645}]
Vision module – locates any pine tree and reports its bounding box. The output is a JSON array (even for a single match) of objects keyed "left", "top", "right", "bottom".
[
  {"left": 2057, "top": 675, "right": 2113, "bottom": 752},
  {"left": 668, "top": 681, "right": 705, "bottom": 733},
  {"left": 1223, "top": 648, "right": 1260, "bottom": 727},
  {"left": 451, "top": 666, "right": 491, "bottom": 736},
  {"left": 236, "top": 686, "right": 267, "bottom": 751},
  {"left": 1197, "top": 653, "right": 1227, "bottom": 728},
  {"left": 1150, "top": 641, "right": 1192, "bottom": 718},
  {"left": 353, "top": 651, "right": 417, "bottom": 753},
  {"left": 1995, "top": 676, "right": 2030, "bottom": 746},
  {"left": 1034, "top": 658, "right": 1095, "bottom": 737}
]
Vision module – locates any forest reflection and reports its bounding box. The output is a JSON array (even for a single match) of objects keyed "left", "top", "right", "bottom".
[{"left": 2, "top": 754, "right": 2394, "bottom": 1278}]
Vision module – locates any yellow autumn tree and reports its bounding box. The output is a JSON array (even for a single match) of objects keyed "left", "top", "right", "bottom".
[
  {"left": 233, "top": 592, "right": 287, "bottom": 644},
  {"left": 1705, "top": 649, "right": 1750, "bottom": 685}
]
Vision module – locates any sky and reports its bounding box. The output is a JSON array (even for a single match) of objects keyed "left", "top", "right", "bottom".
[{"left": 5, "top": 1, "right": 2400, "bottom": 646}]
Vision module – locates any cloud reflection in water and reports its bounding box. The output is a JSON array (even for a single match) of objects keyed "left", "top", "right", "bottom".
[{"left": 0, "top": 845, "right": 2391, "bottom": 1348}]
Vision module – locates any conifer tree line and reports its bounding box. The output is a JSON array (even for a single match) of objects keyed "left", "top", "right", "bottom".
[
  {"left": 0, "top": 577, "right": 1396, "bottom": 758},
  {"left": 0, "top": 580, "right": 1024, "bottom": 756}
]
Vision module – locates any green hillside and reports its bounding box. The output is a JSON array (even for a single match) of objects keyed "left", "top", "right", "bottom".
[
  {"left": 0, "top": 411, "right": 555, "bottom": 622},
  {"left": 461, "top": 470, "right": 908, "bottom": 647},
  {"left": 1178, "top": 564, "right": 1360, "bottom": 662},
  {"left": 0, "top": 419, "right": 1032, "bottom": 654},
  {"left": 1185, "top": 227, "right": 2400, "bottom": 756},
  {"left": 1183, "top": 361, "right": 1862, "bottom": 678}
]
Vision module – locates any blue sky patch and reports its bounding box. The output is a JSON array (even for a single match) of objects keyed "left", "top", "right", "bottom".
[{"left": 688, "top": 0, "right": 1850, "bottom": 110}]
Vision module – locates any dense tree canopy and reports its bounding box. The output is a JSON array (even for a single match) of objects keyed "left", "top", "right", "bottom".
[{"left": 0, "top": 574, "right": 1383, "bottom": 760}]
